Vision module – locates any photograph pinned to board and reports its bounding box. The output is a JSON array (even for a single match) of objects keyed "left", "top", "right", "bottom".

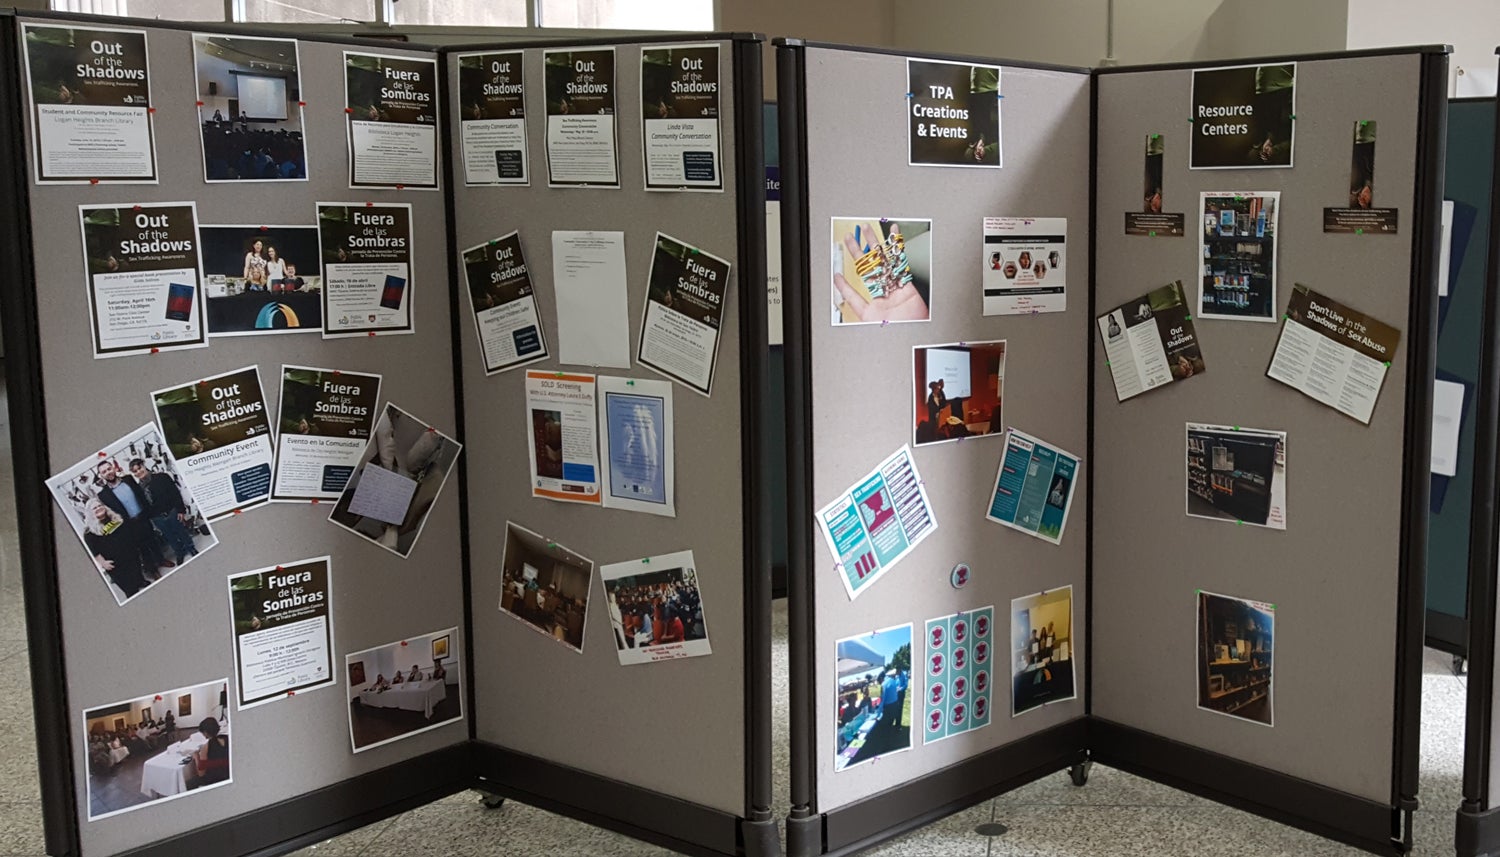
[
  {"left": 1197, "top": 590, "right": 1274, "bottom": 727},
  {"left": 192, "top": 34, "right": 306, "bottom": 182},
  {"left": 923, "top": 605, "right": 994, "bottom": 742},
  {"left": 346, "top": 626, "right": 462, "bottom": 753},
  {"left": 543, "top": 47, "right": 620, "bottom": 188},
  {"left": 1324, "top": 120, "right": 1398, "bottom": 234},
  {"left": 317, "top": 202, "right": 414, "bottom": 338},
  {"left": 22, "top": 23, "right": 158, "bottom": 184},
  {"left": 1097, "top": 280, "right": 1204, "bottom": 402},
  {"left": 499, "top": 522, "right": 593, "bottom": 654},
  {"left": 79, "top": 201, "right": 207, "bottom": 359},
  {"left": 343, "top": 51, "right": 439, "bottom": 189},
  {"left": 1267, "top": 284, "right": 1400, "bottom": 425},
  {"left": 455, "top": 50, "right": 528, "bottom": 186},
  {"left": 462, "top": 232, "right": 549, "bottom": 375},
  {"left": 913, "top": 340, "right": 1006, "bottom": 447},
  {"left": 834, "top": 624, "right": 913, "bottom": 773},
  {"left": 816, "top": 445, "right": 938, "bottom": 600},
  {"left": 985, "top": 429, "right": 1080, "bottom": 545},
  {"left": 906, "top": 58, "right": 1001, "bottom": 168},
  {"left": 830, "top": 217, "right": 932, "bottom": 326},
  {"left": 82, "top": 678, "right": 231, "bottom": 821},
  {"left": 151, "top": 365, "right": 274, "bottom": 520},
  {"left": 1198, "top": 191, "right": 1279, "bottom": 322},
  {"left": 1190, "top": 62, "right": 1295, "bottom": 169},
  {"left": 638, "top": 232, "right": 732, "bottom": 395},
  {"left": 271, "top": 365, "right": 382, "bottom": 502},
  {"left": 525, "top": 370, "right": 601, "bottom": 505},
  {"left": 552, "top": 230, "right": 631, "bottom": 368},
  {"left": 641, "top": 43, "right": 722, "bottom": 191},
  {"left": 981, "top": 216, "right": 1066, "bottom": 315},
  {"left": 599, "top": 551, "right": 711, "bottom": 665},
  {"left": 227, "top": 556, "right": 334, "bottom": 709},
  {"left": 1125, "top": 134, "right": 1185, "bottom": 236},
  {"left": 45, "top": 423, "right": 219, "bottom": 607},
  {"left": 200, "top": 225, "right": 321, "bottom": 336},
  {"left": 598, "top": 375, "right": 675, "bottom": 517},
  {"left": 327, "top": 403, "right": 462, "bottom": 558},
  {"left": 1186, "top": 423, "right": 1286, "bottom": 530},
  {"left": 1011, "top": 586, "right": 1075, "bottom": 716}
]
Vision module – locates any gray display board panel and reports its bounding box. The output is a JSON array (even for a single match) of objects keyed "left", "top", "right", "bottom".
[
  {"left": 448, "top": 41, "right": 749, "bottom": 817},
  {"left": 799, "top": 46, "right": 1091, "bottom": 813},
  {"left": 1091, "top": 55, "right": 1423, "bottom": 805},
  {"left": 15, "top": 21, "right": 466, "bottom": 856}
]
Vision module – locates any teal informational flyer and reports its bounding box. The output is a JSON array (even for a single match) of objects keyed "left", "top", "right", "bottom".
[
  {"left": 985, "top": 428, "right": 1080, "bottom": 545},
  {"left": 816, "top": 445, "right": 937, "bottom": 600}
]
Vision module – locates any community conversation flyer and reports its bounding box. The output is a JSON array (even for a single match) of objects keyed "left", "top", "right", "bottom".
[
  {"left": 640, "top": 43, "right": 722, "bottom": 191},
  {"left": 543, "top": 47, "right": 619, "bottom": 188},
  {"left": 227, "top": 556, "right": 335, "bottom": 709},
  {"left": 455, "top": 51, "right": 528, "bottom": 186},
  {"left": 272, "top": 366, "right": 382, "bottom": 502},
  {"left": 1266, "top": 284, "right": 1400, "bottom": 424},
  {"left": 150, "top": 365, "right": 274, "bottom": 520},
  {"left": 986, "top": 429, "right": 1080, "bottom": 545},
  {"left": 816, "top": 445, "right": 937, "bottom": 600}
]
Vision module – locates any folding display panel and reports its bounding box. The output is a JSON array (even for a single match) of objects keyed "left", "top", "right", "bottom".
[
  {"left": 0, "top": 12, "right": 774, "bottom": 857},
  {"left": 778, "top": 41, "right": 1446, "bottom": 857}
]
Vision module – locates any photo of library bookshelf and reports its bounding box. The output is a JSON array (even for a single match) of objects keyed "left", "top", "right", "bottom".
[
  {"left": 1196, "top": 591, "right": 1274, "bottom": 726},
  {"left": 1185, "top": 423, "right": 1286, "bottom": 529}
]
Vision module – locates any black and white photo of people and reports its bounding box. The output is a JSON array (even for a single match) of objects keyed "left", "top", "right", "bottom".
[
  {"left": 499, "top": 522, "right": 593, "bottom": 653},
  {"left": 327, "top": 403, "right": 462, "bottom": 558},
  {"left": 46, "top": 423, "right": 218, "bottom": 606},
  {"left": 200, "top": 225, "right": 322, "bottom": 335},
  {"left": 83, "top": 678, "right": 232, "bottom": 820},
  {"left": 192, "top": 34, "right": 307, "bottom": 182},
  {"left": 600, "top": 551, "right": 711, "bottom": 665}
]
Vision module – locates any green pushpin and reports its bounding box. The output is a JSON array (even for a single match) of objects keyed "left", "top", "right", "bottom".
[
  {"left": 1355, "top": 228, "right": 1364, "bottom": 235},
  {"left": 1289, "top": 114, "right": 1297, "bottom": 120},
  {"left": 1383, "top": 361, "right": 1392, "bottom": 367},
  {"left": 1151, "top": 134, "right": 1160, "bottom": 139},
  {"left": 1236, "top": 520, "right": 1244, "bottom": 526},
  {"left": 547, "top": 542, "right": 557, "bottom": 549},
  {"left": 642, "top": 557, "right": 651, "bottom": 564},
  {"left": 1105, "top": 360, "right": 1111, "bottom": 366},
  {"left": 1359, "top": 120, "right": 1368, "bottom": 127},
  {"left": 1184, "top": 315, "right": 1193, "bottom": 321},
  {"left": 626, "top": 379, "right": 635, "bottom": 386},
  {"left": 555, "top": 372, "right": 564, "bottom": 378},
  {"left": 1233, "top": 426, "right": 1241, "bottom": 431},
  {"left": 1149, "top": 230, "right": 1157, "bottom": 237}
]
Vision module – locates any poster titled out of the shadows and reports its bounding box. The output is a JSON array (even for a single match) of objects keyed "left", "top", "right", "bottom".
[
  {"left": 150, "top": 365, "right": 274, "bottom": 519},
  {"left": 79, "top": 202, "right": 207, "bottom": 359},
  {"left": 640, "top": 43, "right": 722, "bottom": 191},
  {"left": 456, "top": 51, "right": 528, "bottom": 186}
]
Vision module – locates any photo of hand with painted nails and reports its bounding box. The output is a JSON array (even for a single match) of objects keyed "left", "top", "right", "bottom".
[{"left": 829, "top": 217, "right": 933, "bottom": 326}]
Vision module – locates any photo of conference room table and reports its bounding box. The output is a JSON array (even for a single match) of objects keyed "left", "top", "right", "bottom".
[
  {"left": 356, "top": 678, "right": 446, "bottom": 718},
  {"left": 140, "top": 724, "right": 230, "bottom": 798}
]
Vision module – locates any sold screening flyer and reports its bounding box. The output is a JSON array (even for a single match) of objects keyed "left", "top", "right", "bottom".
[
  {"left": 640, "top": 44, "right": 722, "bottom": 191},
  {"left": 543, "top": 48, "right": 620, "bottom": 188},
  {"left": 1190, "top": 63, "right": 1295, "bottom": 169},
  {"left": 272, "top": 366, "right": 382, "bottom": 502},
  {"left": 981, "top": 216, "right": 1066, "bottom": 315},
  {"left": 462, "top": 232, "right": 548, "bottom": 375},
  {"left": 227, "top": 556, "right": 335, "bottom": 709},
  {"left": 343, "top": 52, "right": 439, "bottom": 189},
  {"left": 638, "top": 233, "right": 732, "bottom": 396},
  {"left": 22, "top": 23, "right": 157, "bottom": 183},
  {"left": 923, "top": 605, "right": 994, "bottom": 743},
  {"left": 525, "top": 370, "right": 601, "bottom": 505},
  {"left": 317, "top": 202, "right": 414, "bottom": 338},
  {"left": 986, "top": 428, "right": 1080, "bottom": 545},
  {"left": 906, "top": 58, "right": 1001, "bottom": 169},
  {"left": 1267, "top": 284, "right": 1401, "bottom": 425},
  {"left": 816, "top": 445, "right": 938, "bottom": 601},
  {"left": 150, "top": 365, "right": 274, "bottom": 520},
  {"left": 79, "top": 202, "right": 206, "bottom": 359},
  {"left": 456, "top": 51, "right": 528, "bottom": 186},
  {"left": 1097, "top": 280, "right": 1204, "bottom": 401}
]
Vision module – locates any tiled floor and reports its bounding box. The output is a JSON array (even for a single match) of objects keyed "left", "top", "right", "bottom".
[{"left": 0, "top": 371, "right": 1476, "bottom": 856}]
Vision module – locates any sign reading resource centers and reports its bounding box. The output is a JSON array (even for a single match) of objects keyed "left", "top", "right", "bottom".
[{"left": 924, "top": 605, "right": 994, "bottom": 743}]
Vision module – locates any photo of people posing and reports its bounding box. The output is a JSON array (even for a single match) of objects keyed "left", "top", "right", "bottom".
[
  {"left": 200, "top": 225, "right": 321, "bottom": 335},
  {"left": 600, "top": 551, "right": 711, "bottom": 665},
  {"left": 1011, "top": 586, "right": 1075, "bottom": 716},
  {"left": 192, "top": 35, "right": 306, "bottom": 182},
  {"left": 83, "top": 679, "right": 231, "bottom": 820},
  {"left": 1197, "top": 591, "right": 1274, "bottom": 726},
  {"left": 328, "top": 404, "right": 463, "bottom": 559},
  {"left": 499, "top": 522, "right": 593, "bottom": 653},
  {"left": 834, "top": 624, "right": 912, "bottom": 772},
  {"left": 830, "top": 217, "right": 932, "bottom": 325},
  {"left": 912, "top": 341, "right": 1006, "bottom": 446},
  {"left": 46, "top": 424, "right": 218, "bottom": 606},
  {"left": 1186, "top": 423, "right": 1287, "bottom": 530},
  {"left": 346, "top": 627, "right": 462, "bottom": 753}
]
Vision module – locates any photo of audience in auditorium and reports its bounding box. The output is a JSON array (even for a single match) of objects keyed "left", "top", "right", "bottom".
[
  {"left": 83, "top": 679, "right": 231, "bottom": 820},
  {"left": 498, "top": 522, "right": 592, "bottom": 653},
  {"left": 46, "top": 424, "right": 219, "bottom": 607},
  {"left": 193, "top": 34, "right": 307, "bottom": 182},
  {"left": 602, "top": 553, "right": 712, "bottom": 665}
]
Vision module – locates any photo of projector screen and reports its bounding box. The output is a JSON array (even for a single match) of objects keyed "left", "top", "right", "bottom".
[
  {"left": 913, "top": 340, "right": 1006, "bottom": 447},
  {"left": 237, "top": 74, "right": 289, "bottom": 120},
  {"left": 925, "top": 348, "right": 971, "bottom": 399}
]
